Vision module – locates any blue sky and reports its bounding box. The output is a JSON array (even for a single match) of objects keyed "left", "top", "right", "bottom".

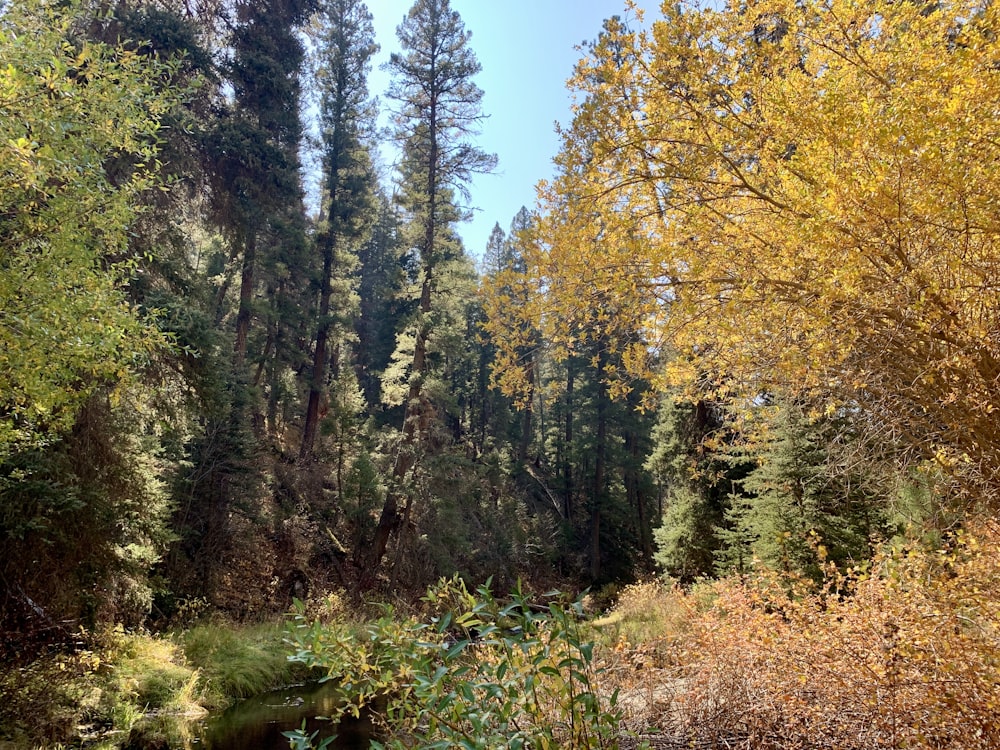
[{"left": 365, "top": 0, "right": 656, "bottom": 262}]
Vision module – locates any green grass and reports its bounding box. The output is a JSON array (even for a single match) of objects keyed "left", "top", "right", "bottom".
[
  {"left": 179, "top": 621, "right": 308, "bottom": 709},
  {"left": 0, "top": 618, "right": 315, "bottom": 749},
  {"left": 108, "top": 632, "right": 199, "bottom": 711}
]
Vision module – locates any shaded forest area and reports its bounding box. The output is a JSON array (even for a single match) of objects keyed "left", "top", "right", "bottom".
[
  {"left": 1, "top": 0, "right": 663, "bottom": 656},
  {"left": 2, "top": 0, "right": 1000, "bottom": 745}
]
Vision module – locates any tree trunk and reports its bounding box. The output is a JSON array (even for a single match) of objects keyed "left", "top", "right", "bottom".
[
  {"left": 563, "top": 362, "right": 574, "bottom": 520},
  {"left": 364, "top": 99, "right": 438, "bottom": 588},
  {"left": 301, "top": 232, "right": 335, "bottom": 459},
  {"left": 591, "top": 346, "right": 608, "bottom": 581},
  {"left": 233, "top": 231, "right": 256, "bottom": 367}
]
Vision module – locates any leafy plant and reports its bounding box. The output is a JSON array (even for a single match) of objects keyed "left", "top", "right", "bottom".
[
  {"left": 605, "top": 523, "right": 1000, "bottom": 749},
  {"left": 286, "top": 576, "right": 627, "bottom": 749}
]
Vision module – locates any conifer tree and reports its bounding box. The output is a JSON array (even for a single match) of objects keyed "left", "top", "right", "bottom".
[
  {"left": 211, "top": 0, "right": 313, "bottom": 371},
  {"left": 718, "top": 403, "right": 890, "bottom": 579},
  {"left": 480, "top": 208, "right": 537, "bottom": 462},
  {"left": 171, "top": 0, "right": 314, "bottom": 589},
  {"left": 649, "top": 397, "right": 749, "bottom": 582},
  {"left": 355, "top": 190, "right": 406, "bottom": 411},
  {"left": 363, "top": 0, "right": 495, "bottom": 584},
  {"left": 301, "top": 0, "right": 378, "bottom": 459}
]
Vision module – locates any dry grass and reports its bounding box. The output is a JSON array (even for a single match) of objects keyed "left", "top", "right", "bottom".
[{"left": 601, "top": 523, "right": 1000, "bottom": 749}]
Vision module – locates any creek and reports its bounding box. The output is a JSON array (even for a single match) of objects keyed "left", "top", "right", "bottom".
[{"left": 190, "top": 680, "right": 375, "bottom": 750}]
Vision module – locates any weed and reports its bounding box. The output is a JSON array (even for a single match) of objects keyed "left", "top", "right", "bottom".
[
  {"left": 180, "top": 621, "right": 306, "bottom": 708},
  {"left": 604, "top": 523, "right": 1000, "bottom": 749}
]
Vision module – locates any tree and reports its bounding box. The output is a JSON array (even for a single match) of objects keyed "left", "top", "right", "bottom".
[
  {"left": 166, "top": 0, "right": 315, "bottom": 596},
  {"left": 355, "top": 190, "right": 407, "bottom": 411},
  {"left": 486, "top": 0, "right": 1000, "bottom": 504},
  {"left": 717, "top": 401, "right": 892, "bottom": 579},
  {"left": 300, "top": 0, "right": 378, "bottom": 459},
  {"left": 0, "top": 0, "right": 177, "bottom": 454},
  {"left": 480, "top": 208, "right": 538, "bottom": 462},
  {"left": 364, "top": 0, "right": 495, "bottom": 584},
  {"left": 207, "top": 0, "right": 313, "bottom": 371},
  {"left": 648, "top": 396, "right": 750, "bottom": 581},
  {"left": 0, "top": 0, "right": 198, "bottom": 650}
]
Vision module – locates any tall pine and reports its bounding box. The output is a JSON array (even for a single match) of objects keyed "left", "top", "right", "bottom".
[
  {"left": 301, "top": 0, "right": 378, "bottom": 459},
  {"left": 364, "top": 0, "right": 495, "bottom": 586}
]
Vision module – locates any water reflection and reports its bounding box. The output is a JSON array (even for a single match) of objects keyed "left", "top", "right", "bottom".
[{"left": 192, "top": 681, "right": 375, "bottom": 750}]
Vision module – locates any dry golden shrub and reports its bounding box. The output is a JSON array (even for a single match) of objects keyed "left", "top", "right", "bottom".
[{"left": 606, "top": 524, "right": 1000, "bottom": 749}]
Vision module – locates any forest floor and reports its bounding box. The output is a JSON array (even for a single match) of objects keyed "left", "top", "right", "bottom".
[
  {"left": 3, "top": 524, "right": 998, "bottom": 749},
  {"left": 595, "top": 522, "right": 1000, "bottom": 749}
]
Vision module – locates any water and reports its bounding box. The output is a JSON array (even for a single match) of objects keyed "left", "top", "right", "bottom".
[{"left": 191, "top": 681, "right": 376, "bottom": 750}]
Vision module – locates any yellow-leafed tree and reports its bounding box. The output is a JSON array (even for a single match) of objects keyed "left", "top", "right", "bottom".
[{"left": 484, "top": 0, "right": 1000, "bottom": 501}]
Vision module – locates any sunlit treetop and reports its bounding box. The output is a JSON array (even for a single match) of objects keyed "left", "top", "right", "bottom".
[{"left": 484, "top": 0, "right": 1000, "bottom": 500}]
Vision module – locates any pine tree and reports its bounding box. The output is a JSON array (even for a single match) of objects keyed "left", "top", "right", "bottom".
[
  {"left": 301, "top": 0, "right": 378, "bottom": 459},
  {"left": 355, "top": 190, "right": 406, "bottom": 412},
  {"left": 479, "top": 208, "right": 538, "bottom": 462},
  {"left": 719, "top": 402, "right": 890, "bottom": 579},
  {"left": 170, "top": 0, "right": 315, "bottom": 590},
  {"left": 363, "top": 0, "right": 495, "bottom": 585},
  {"left": 648, "top": 397, "right": 750, "bottom": 582},
  {"left": 210, "top": 0, "right": 313, "bottom": 371}
]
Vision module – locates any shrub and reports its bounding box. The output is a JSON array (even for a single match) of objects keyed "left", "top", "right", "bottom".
[
  {"left": 608, "top": 523, "right": 1000, "bottom": 749},
  {"left": 286, "top": 576, "right": 624, "bottom": 749}
]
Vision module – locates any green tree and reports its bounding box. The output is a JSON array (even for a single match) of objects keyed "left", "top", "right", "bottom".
[
  {"left": 364, "top": 0, "right": 495, "bottom": 585},
  {"left": 649, "top": 397, "right": 749, "bottom": 582},
  {"left": 355, "top": 190, "right": 407, "bottom": 412},
  {"left": 0, "top": 0, "right": 177, "bottom": 454},
  {"left": 718, "top": 402, "right": 891, "bottom": 579},
  {"left": 0, "top": 0, "right": 194, "bottom": 650},
  {"left": 300, "top": 0, "right": 378, "bottom": 459},
  {"left": 482, "top": 207, "right": 538, "bottom": 464},
  {"left": 167, "top": 0, "right": 315, "bottom": 597}
]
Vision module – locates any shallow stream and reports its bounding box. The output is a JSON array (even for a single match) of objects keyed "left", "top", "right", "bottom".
[{"left": 189, "top": 680, "right": 375, "bottom": 750}]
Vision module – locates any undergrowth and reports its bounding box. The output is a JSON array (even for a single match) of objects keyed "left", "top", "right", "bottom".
[
  {"left": 605, "top": 522, "right": 1000, "bottom": 749},
  {"left": 286, "top": 576, "right": 625, "bottom": 749},
  {"left": 180, "top": 621, "right": 307, "bottom": 709},
  {"left": 0, "top": 627, "right": 200, "bottom": 748},
  {"left": 0, "top": 619, "right": 308, "bottom": 748}
]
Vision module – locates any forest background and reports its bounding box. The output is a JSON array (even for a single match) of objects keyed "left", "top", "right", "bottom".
[{"left": 1, "top": 0, "right": 999, "bottom": 745}]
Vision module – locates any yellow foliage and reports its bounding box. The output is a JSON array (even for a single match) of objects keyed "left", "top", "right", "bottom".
[
  {"left": 484, "top": 0, "right": 1000, "bottom": 501},
  {"left": 0, "top": 1, "right": 178, "bottom": 454}
]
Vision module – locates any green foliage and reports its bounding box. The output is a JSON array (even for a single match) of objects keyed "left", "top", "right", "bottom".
[
  {"left": 650, "top": 395, "right": 896, "bottom": 583},
  {"left": 718, "top": 403, "right": 891, "bottom": 579},
  {"left": 652, "top": 485, "right": 723, "bottom": 582},
  {"left": 286, "top": 577, "right": 624, "bottom": 748},
  {"left": 0, "top": 0, "right": 179, "bottom": 453},
  {"left": 180, "top": 622, "right": 306, "bottom": 709},
  {"left": 355, "top": 192, "right": 407, "bottom": 411},
  {"left": 0, "top": 628, "right": 199, "bottom": 748},
  {"left": 0, "top": 392, "right": 174, "bottom": 647},
  {"left": 648, "top": 397, "right": 746, "bottom": 582},
  {"left": 102, "top": 629, "right": 199, "bottom": 713}
]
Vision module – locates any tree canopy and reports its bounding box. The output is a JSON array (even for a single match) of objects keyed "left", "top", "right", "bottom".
[{"left": 485, "top": 0, "right": 1000, "bottom": 502}]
